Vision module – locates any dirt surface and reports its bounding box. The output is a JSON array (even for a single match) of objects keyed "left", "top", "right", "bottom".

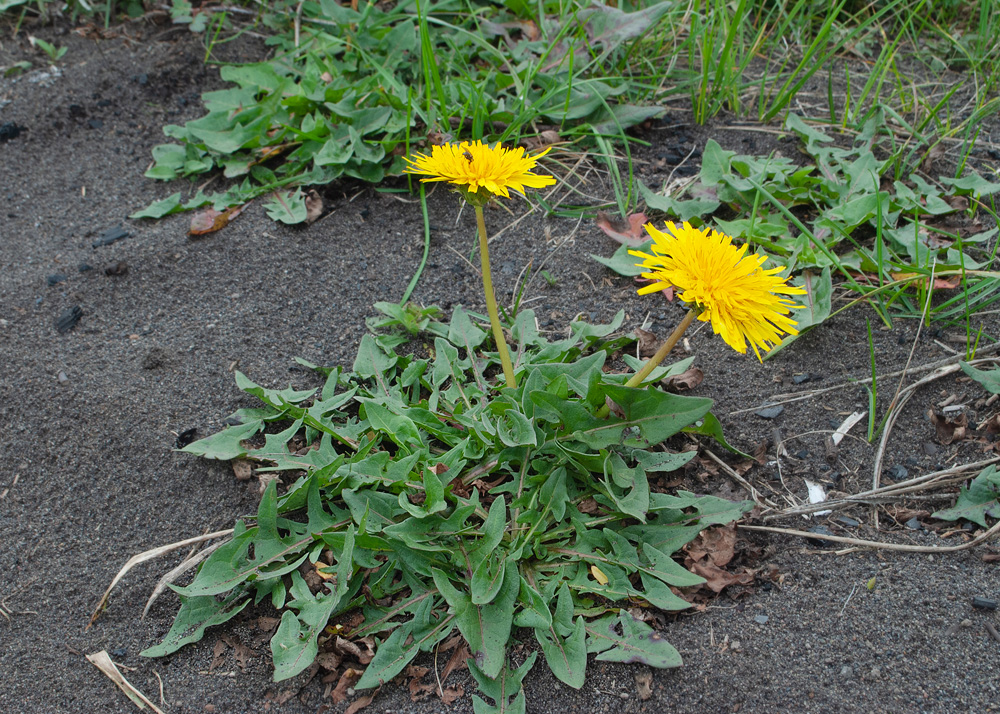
[{"left": 2, "top": 22, "right": 1000, "bottom": 714}]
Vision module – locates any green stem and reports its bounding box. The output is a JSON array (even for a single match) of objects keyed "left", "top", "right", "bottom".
[
  {"left": 597, "top": 308, "right": 698, "bottom": 418},
  {"left": 475, "top": 204, "right": 516, "bottom": 389}
]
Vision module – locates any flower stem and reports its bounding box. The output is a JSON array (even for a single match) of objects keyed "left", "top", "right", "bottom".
[
  {"left": 597, "top": 308, "right": 697, "bottom": 418},
  {"left": 625, "top": 308, "right": 697, "bottom": 387},
  {"left": 475, "top": 205, "right": 516, "bottom": 389}
]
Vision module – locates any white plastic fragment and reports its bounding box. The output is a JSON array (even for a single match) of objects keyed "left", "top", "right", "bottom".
[
  {"left": 804, "top": 479, "right": 831, "bottom": 517},
  {"left": 831, "top": 410, "right": 866, "bottom": 446}
]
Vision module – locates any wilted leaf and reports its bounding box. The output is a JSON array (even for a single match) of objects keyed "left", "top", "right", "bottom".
[
  {"left": 662, "top": 366, "right": 703, "bottom": 392},
  {"left": 305, "top": 189, "right": 324, "bottom": 224},
  {"left": 596, "top": 211, "right": 648, "bottom": 246},
  {"left": 188, "top": 204, "right": 246, "bottom": 236}
]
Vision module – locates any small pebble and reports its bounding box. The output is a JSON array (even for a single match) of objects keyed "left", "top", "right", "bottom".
[
  {"left": 47, "top": 273, "right": 67, "bottom": 286},
  {"left": 754, "top": 615, "right": 769, "bottom": 625},
  {"left": 619, "top": 692, "right": 629, "bottom": 699},
  {"left": 961, "top": 619, "right": 973, "bottom": 628},
  {"left": 78, "top": 262, "right": 93, "bottom": 272},
  {"left": 105, "top": 261, "right": 128, "bottom": 276},
  {"left": 972, "top": 597, "right": 998, "bottom": 610},
  {"left": 840, "top": 666, "right": 853, "bottom": 679},
  {"left": 55, "top": 305, "right": 83, "bottom": 333},
  {"left": 57, "top": 371, "right": 68, "bottom": 383},
  {"left": 754, "top": 404, "right": 784, "bottom": 419}
]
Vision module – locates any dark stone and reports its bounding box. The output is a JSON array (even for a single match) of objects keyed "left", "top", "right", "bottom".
[
  {"left": 68, "top": 104, "right": 87, "bottom": 119},
  {"left": 792, "top": 373, "right": 812, "bottom": 384},
  {"left": 87, "top": 119, "right": 104, "bottom": 130},
  {"left": 905, "top": 517, "right": 923, "bottom": 530},
  {"left": 92, "top": 226, "right": 129, "bottom": 248},
  {"left": 836, "top": 516, "right": 860, "bottom": 528},
  {"left": 754, "top": 404, "right": 785, "bottom": 419},
  {"left": 104, "top": 261, "right": 128, "bottom": 277},
  {"left": 886, "top": 464, "right": 909, "bottom": 481},
  {"left": 972, "top": 597, "right": 998, "bottom": 610},
  {"left": 78, "top": 262, "right": 93, "bottom": 272},
  {"left": 175, "top": 428, "right": 198, "bottom": 449},
  {"left": 0, "top": 122, "right": 24, "bottom": 142},
  {"left": 55, "top": 306, "right": 83, "bottom": 334},
  {"left": 47, "top": 273, "right": 67, "bottom": 286}
]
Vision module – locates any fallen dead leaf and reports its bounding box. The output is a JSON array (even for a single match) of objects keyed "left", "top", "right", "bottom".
[
  {"left": 662, "top": 366, "right": 703, "bottom": 392},
  {"left": 929, "top": 408, "right": 969, "bottom": 445},
  {"left": 687, "top": 561, "right": 755, "bottom": 593},
  {"left": 330, "top": 668, "right": 363, "bottom": 704},
  {"left": 890, "top": 272, "right": 962, "bottom": 290},
  {"left": 440, "top": 642, "right": 470, "bottom": 685},
  {"left": 210, "top": 639, "right": 228, "bottom": 672},
  {"left": 305, "top": 189, "right": 324, "bottom": 224},
  {"left": 596, "top": 211, "right": 649, "bottom": 246},
  {"left": 188, "top": 204, "right": 246, "bottom": 236},
  {"left": 441, "top": 684, "right": 464, "bottom": 705},
  {"left": 232, "top": 459, "right": 253, "bottom": 481},
  {"left": 635, "top": 668, "right": 653, "bottom": 701},
  {"left": 634, "top": 327, "right": 659, "bottom": 357},
  {"left": 345, "top": 691, "right": 378, "bottom": 714}
]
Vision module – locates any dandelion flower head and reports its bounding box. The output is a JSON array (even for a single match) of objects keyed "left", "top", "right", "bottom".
[
  {"left": 404, "top": 139, "right": 556, "bottom": 201},
  {"left": 630, "top": 221, "right": 807, "bottom": 360}
]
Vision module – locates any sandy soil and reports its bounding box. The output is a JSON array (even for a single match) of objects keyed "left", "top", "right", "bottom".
[{"left": 1, "top": 21, "right": 999, "bottom": 714}]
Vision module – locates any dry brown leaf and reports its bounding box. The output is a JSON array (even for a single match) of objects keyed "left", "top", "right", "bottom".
[
  {"left": 982, "top": 553, "right": 1000, "bottom": 563},
  {"left": 232, "top": 459, "right": 254, "bottom": 481},
  {"left": 929, "top": 409, "right": 969, "bottom": 445},
  {"left": 221, "top": 634, "right": 251, "bottom": 671},
  {"left": 316, "top": 651, "right": 342, "bottom": 672},
  {"left": 305, "top": 189, "right": 324, "bottom": 224},
  {"left": 890, "top": 272, "right": 962, "bottom": 290},
  {"left": 686, "top": 525, "right": 738, "bottom": 567},
  {"left": 595, "top": 211, "right": 649, "bottom": 246},
  {"left": 662, "top": 366, "right": 704, "bottom": 392},
  {"left": 210, "top": 639, "right": 228, "bottom": 672},
  {"left": 634, "top": 328, "right": 659, "bottom": 357},
  {"left": 688, "top": 561, "right": 755, "bottom": 593},
  {"left": 356, "top": 636, "right": 376, "bottom": 665},
  {"left": 430, "top": 462, "right": 450, "bottom": 475},
  {"left": 441, "top": 684, "right": 465, "bottom": 705},
  {"left": 578, "top": 498, "right": 600, "bottom": 515},
  {"left": 635, "top": 669, "right": 653, "bottom": 701},
  {"left": 345, "top": 692, "right": 377, "bottom": 714},
  {"left": 330, "top": 668, "right": 363, "bottom": 704},
  {"left": 188, "top": 204, "right": 245, "bottom": 236},
  {"left": 441, "top": 643, "right": 470, "bottom": 684}
]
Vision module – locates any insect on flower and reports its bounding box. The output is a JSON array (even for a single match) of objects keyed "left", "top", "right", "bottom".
[{"left": 462, "top": 149, "right": 474, "bottom": 163}]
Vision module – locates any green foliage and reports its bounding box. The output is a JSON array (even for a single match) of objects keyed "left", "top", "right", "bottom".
[
  {"left": 933, "top": 465, "right": 1000, "bottom": 528},
  {"left": 145, "top": 306, "right": 752, "bottom": 706},
  {"left": 614, "top": 114, "right": 999, "bottom": 332},
  {"left": 961, "top": 362, "right": 1000, "bottom": 394},
  {"left": 137, "top": 0, "right": 677, "bottom": 223}
]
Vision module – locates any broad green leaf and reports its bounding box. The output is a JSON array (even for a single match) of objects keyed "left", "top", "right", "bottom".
[
  {"left": 586, "top": 611, "right": 683, "bottom": 668},
  {"left": 355, "top": 622, "right": 419, "bottom": 689},
  {"left": 471, "top": 552, "right": 509, "bottom": 605},
  {"left": 141, "top": 591, "right": 250, "bottom": 657},
  {"left": 960, "top": 362, "right": 1000, "bottom": 394},
  {"left": 179, "top": 420, "right": 263, "bottom": 460},
  {"left": 271, "top": 583, "right": 342, "bottom": 680},
  {"left": 469, "top": 651, "right": 537, "bottom": 714},
  {"left": 353, "top": 333, "right": 398, "bottom": 379},
  {"left": 535, "top": 615, "right": 587, "bottom": 688},
  {"left": 932, "top": 465, "right": 1000, "bottom": 527},
  {"left": 513, "top": 578, "right": 552, "bottom": 629},
  {"left": 432, "top": 561, "right": 518, "bottom": 679},
  {"left": 130, "top": 192, "right": 184, "bottom": 219},
  {"left": 591, "top": 240, "right": 650, "bottom": 277},
  {"left": 767, "top": 267, "right": 832, "bottom": 358},
  {"left": 639, "top": 180, "right": 720, "bottom": 221},
  {"left": 265, "top": 188, "right": 308, "bottom": 224}
]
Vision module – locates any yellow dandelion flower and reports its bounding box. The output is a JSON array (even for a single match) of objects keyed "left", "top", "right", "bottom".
[
  {"left": 630, "top": 221, "right": 807, "bottom": 360},
  {"left": 404, "top": 139, "right": 556, "bottom": 200}
]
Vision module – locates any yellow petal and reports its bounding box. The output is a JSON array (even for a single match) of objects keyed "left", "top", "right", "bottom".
[{"left": 591, "top": 565, "right": 609, "bottom": 585}]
